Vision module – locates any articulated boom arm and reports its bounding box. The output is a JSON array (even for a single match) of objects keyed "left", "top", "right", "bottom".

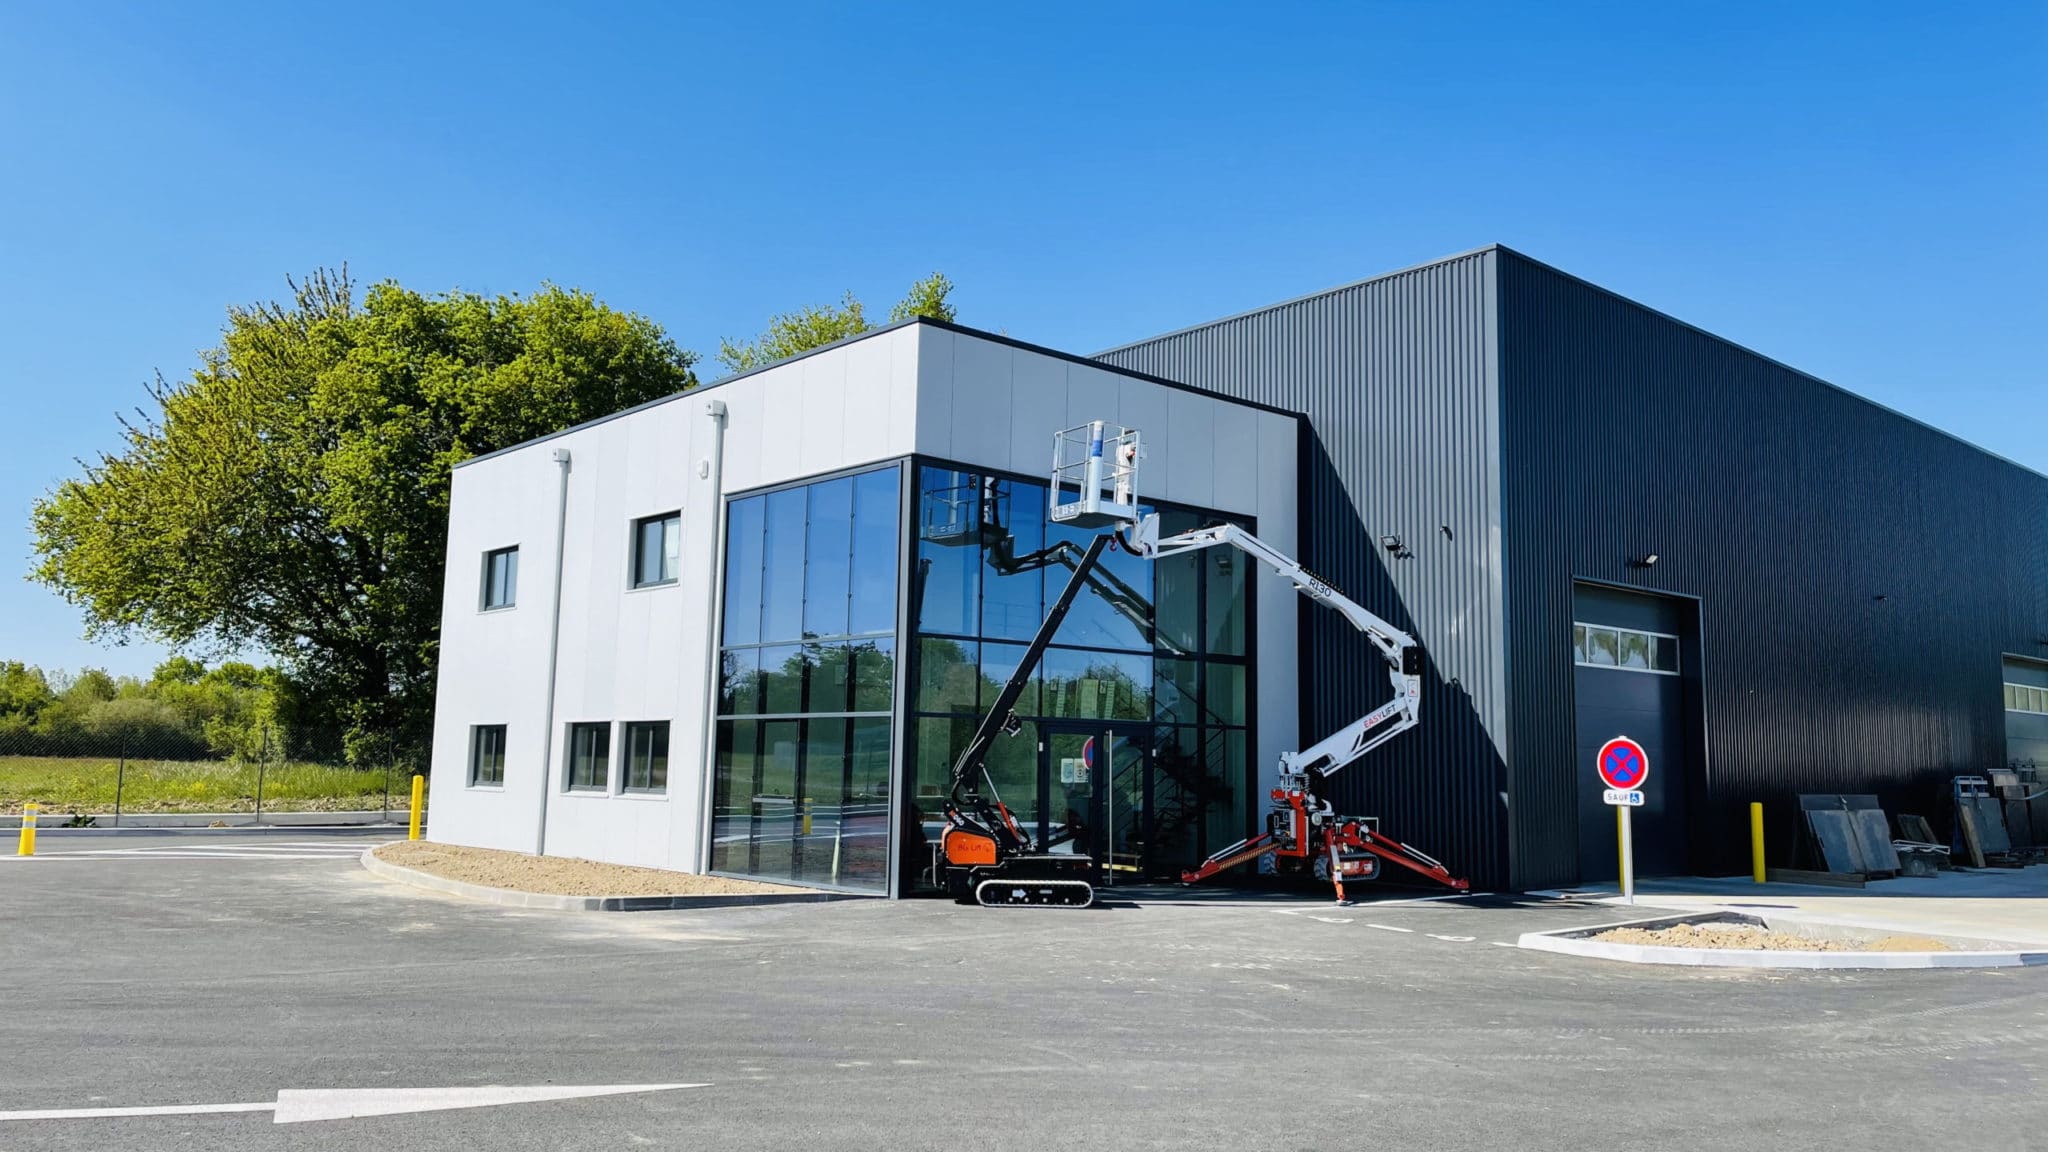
[{"left": 1125, "top": 518, "right": 1424, "bottom": 782}]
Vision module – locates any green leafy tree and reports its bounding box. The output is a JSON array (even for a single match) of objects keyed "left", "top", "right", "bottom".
[
  {"left": 30, "top": 271, "right": 698, "bottom": 759},
  {"left": 890, "top": 272, "right": 956, "bottom": 324},
  {"left": 0, "top": 662, "right": 57, "bottom": 737},
  {"left": 0, "top": 657, "right": 292, "bottom": 760},
  {"left": 717, "top": 272, "right": 957, "bottom": 374}
]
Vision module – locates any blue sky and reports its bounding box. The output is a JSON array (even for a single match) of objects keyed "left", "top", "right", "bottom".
[{"left": 2, "top": 2, "right": 2043, "bottom": 677}]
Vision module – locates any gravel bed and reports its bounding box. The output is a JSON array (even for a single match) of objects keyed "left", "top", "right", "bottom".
[
  {"left": 1592, "top": 922, "right": 1950, "bottom": 952},
  {"left": 372, "top": 840, "right": 810, "bottom": 897}
]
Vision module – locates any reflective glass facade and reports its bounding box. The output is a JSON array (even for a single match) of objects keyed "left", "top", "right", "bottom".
[
  {"left": 712, "top": 465, "right": 900, "bottom": 892},
  {"left": 905, "top": 464, "right": 1253, "bottom": 890}
]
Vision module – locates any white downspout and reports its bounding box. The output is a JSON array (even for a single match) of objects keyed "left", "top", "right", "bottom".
[
  {"left": 534, "top": 446, "right": 572, "bottom": 856},
  {"left": 694, "top": 399, "right": 730, "bottom": 873}
]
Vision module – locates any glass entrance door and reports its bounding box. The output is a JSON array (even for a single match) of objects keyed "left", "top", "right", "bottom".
[
  {"left": 1040, "top": 723, "right": 1151, "bottom": 887},
  {"left": 1100, "top": 734, "right": 1146, "bottom": 886}
]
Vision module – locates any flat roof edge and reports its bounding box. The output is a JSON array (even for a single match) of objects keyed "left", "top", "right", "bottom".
[
  {"left": 456, "top": 316, "right": 1304, "bottom": 471},
  {"left": 1093, "top": 244, "right": 1504, "bottom": 357},
  {"left": 1488, "top": 248, "right": 2048, "bottom": 485}
]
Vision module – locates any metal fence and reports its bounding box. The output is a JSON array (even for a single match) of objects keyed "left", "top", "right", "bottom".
[{"left": 0, "top": 725, "right": 424, "bottom": 826}]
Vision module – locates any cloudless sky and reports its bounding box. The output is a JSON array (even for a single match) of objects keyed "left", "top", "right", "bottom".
[{"left": 2, "top": 1, "right": 2043, "bottom": 677}]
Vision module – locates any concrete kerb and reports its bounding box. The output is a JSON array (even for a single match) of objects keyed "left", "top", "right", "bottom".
[
  {"left": 358, "top": 847, "right": 860, "bottom": 912},
  {"left": 1517, "top": 910, "right": 2048, "bottom": 970}
]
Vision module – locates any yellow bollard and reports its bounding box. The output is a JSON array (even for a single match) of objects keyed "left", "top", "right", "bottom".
[
  {"left": 16, "top": 802, "right": 37, "bottom": 856},
  {"left": 1750, "top": 801, "right": 1766, "bottom": 883},
  {"left": 1616, "top": 805, "right": 1625, "bottom": 885},
  {"left": 408, "top": 774, "right": 425, "bottom": 841}
]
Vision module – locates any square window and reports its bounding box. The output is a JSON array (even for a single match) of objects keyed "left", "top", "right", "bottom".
[
  {"left": 1204, "top": 662, "right": 1248, "bottom": 726},
  {"left": 979, "top": 641, "right": 1041, "bottom": 717},
  {"left": 809, "top": 641, "right": 852, "bottom": 713},
  {"left": 565, "top": 722, "right": 611, "bottom": 791},
  {"left": 633, "top": 512, "right": 681, "bottom": 588},
  {"left": 720, "top": 648, "right": 762, "bottom": 715},
  {"left": 759, "top": 644, "right": 805, "bottom": 714},
  {"left": 917, "top": 638, "right": 980, "bottom": 714},
  {"left": 622, "top": 721, "right": 669, "bottom": 793},
  {"left": 469, "top": 724, "right": 506, "bottom": 786},
  {"left": 851, "top": 639, "right": 896, "bottom": 713},
  {"left": 481, "top": 546, "right": 518, "bottom": 609},
  {"left": 1652, "top": 635, "right": 1680, "bottom": 673},
  {"left": 1618, "top": 630, "right": 1651, "bottom": 669},
  {"left": 1588, "top": 628, "right": 1619, "bottom": 666}
]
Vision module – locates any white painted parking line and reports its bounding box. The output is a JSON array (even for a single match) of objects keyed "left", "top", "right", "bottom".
[
  {"left": 1366, "top": 923, "right": 1414, "bottom": 933},
  {"left": 1355, "top": 892, "right": 1487, "bottom": 906},
  {"left": 1271, "top": 909, "right": 1353, "bottom": 924},
  {"left": 11, "top": 845, "right": 371, "bottom": 861},
  {"left": 0, "top": 1083, "right": 710, "bottom": 1125}
]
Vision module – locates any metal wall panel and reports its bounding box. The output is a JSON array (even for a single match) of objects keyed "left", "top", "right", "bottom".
[
  {"left": 1098, "top": 251, "right": 1513, "bottom": 888},
  {"left": 1498, "top": 251, "right": 2048, "bottom": 884}
]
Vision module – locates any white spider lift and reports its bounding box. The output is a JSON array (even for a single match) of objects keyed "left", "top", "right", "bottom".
[{"left": 1050, "top": 421, "right": 1466, "bottom": 898}]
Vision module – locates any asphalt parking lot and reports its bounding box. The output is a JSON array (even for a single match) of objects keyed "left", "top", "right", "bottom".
[{"left": 2, "top": 831, "right": 2043, "bottom": 1151}]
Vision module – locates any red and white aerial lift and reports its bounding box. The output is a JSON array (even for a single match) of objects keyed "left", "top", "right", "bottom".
[{"left": 932, "top": 422, "right": 1468, "bottom": 907}]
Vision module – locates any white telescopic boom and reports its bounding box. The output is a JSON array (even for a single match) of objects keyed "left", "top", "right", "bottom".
[{"left": 1124, "top": 516, "right": 1423, "bottom": 782}]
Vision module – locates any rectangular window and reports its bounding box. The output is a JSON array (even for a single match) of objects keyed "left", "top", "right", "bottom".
[
  {"left": 849, "top": 469, "right": 903, "bottom": 636},
  {"left": 481, "top": 546, "right": 518, "bottom": 609},
  {"left": 1574, "top": 621, "right": 1679, "bottom": 676},
  {"left": 632, "top": 513, "right": 681, "bottom": 588},
  {"left": 2009, "top": 683, "right": 2048, "bottom": 715},
  {"left": 803, "top": 477, "right": 854, "bottom": 639},
  {"left": 565, "top": 722, "right": 611, "bottom": 791},
  {"left": 622, "top": 721, "right": 669, "bottom": 792},
  {"left": 760, "top": 488, "right": 807, "bottom": 641},
  {"left": 469, "top": 724, "right": 506, "bottom": 786}
]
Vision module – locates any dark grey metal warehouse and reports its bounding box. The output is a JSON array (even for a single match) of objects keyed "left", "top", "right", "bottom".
[{"left": 1098, "top": 245, "right": 2048, "bottom": 891}]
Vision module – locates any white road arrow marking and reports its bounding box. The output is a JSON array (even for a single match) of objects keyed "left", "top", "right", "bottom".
[
  {"left": 0, "top": 1103, "right": 276, "bottom": 1121},
  {"left": 0, "top": 1083, "right": 710, "bottom": 1125},
  {"left": 271, "top": 1083, "right": 708, "bottom": 1123}
]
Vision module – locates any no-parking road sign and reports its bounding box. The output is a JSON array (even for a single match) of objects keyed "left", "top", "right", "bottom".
[{"left": 1596, "top": 736, "right": 1650, "bottom": 792}]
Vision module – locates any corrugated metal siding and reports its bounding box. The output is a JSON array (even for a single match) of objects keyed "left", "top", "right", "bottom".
[
  {"left": 1099, "top": 251, "right": 1512, "bottom": 888},
  {"left": 1498, "top": 251, "right": 2048, "bottom": 884}
]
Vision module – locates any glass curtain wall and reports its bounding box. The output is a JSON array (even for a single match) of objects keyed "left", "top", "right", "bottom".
[
  {"left": 906, "top": 464, "right": 1252, "bottom": 890},
  {"left": 712, "top": 465, "right": 900, "bottom": 892}
]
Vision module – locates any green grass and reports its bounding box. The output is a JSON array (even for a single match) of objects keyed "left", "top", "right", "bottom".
[{"left": 0, "top": 755, "right": 418, "bottom": 815}]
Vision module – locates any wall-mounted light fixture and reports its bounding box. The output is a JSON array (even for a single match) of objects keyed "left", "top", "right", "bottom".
[
  {"left": 1379, "top": 534, "right": 1413, "bottom": 559},
  {"left": 1872, "top": 594, "right": 1889, "bottom": 602},
  {"left": 1630, "top": 553, "right": 1659, "bottom": 568}
]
